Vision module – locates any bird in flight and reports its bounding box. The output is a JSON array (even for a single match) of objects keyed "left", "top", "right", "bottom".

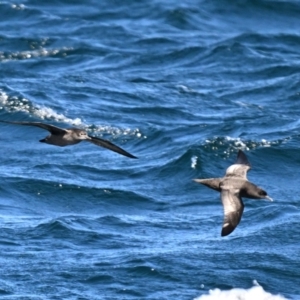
[
  {"left": 0, "top": 120, "right": 137, "bottom": 159},
  {"left": 194, "top": 150, "right": 272, "bottom": 236}
]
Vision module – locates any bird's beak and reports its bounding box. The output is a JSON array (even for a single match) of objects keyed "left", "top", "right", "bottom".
[
  {"left": 193, "top": 179, "right": 202, "bottom": 183},
  {"left": 265, "top": 195, "right": 273, "bottom": 202}
]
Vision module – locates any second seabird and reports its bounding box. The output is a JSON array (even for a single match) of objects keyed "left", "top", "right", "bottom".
[
  {"left": 194, "top": 150, "right": 272, "bottom": 237},
  {"left": 0, "top": 120, "right": 137, "bottom": 159}
]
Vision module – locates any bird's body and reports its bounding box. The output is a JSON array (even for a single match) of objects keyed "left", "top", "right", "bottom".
[
  {"left": 194, "top": 150, "right": 272, "bottom": 236},
  {"left": 40, "top": 128, "right": 86, "bottom": 146},
  {"left": 0, "top": 120, "right": 137, "bottom": 159}
]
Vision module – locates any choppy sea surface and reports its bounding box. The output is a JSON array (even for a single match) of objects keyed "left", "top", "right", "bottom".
[{"left": 1, "top": 0, "right": 300, "bottom": 299}]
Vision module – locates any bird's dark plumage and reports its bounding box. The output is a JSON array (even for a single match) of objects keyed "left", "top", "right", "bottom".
[
  {"left": 0, "top": 120, "right": 137, "bottom": 159},
  {"left": 194, "top": 150, "right": 272, "bottom": 237}
]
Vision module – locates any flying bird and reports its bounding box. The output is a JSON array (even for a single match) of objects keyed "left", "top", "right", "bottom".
[
  {"left": 0, "top": 120, "right": 137, "bottom": 159},
  {"left": 194, "top": 150, "right": 272, "bottom": 236}
]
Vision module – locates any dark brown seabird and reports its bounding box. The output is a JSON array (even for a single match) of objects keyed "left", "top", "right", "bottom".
[
  {"left": 0, "top": 120, "right": 137, "bottom": 159},
  {"left": 194, "top": 150, "right": 272, "bottom": 237}
]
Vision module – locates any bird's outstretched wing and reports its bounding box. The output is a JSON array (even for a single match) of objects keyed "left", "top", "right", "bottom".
[
  {"left": 0, "top": 120, "right": 66, "bottom": 135},
  {"left": 88, "top": 136, "right": 137, "bottom": 159},
  {"left": 235, "top": 150, "right": 251, "bottom": 166},
  {"left": 225, "top": 150, "right": 251, "bottom": 179},
  {"left": 221, "top": 189, "right": 244, "bottom": 236}
]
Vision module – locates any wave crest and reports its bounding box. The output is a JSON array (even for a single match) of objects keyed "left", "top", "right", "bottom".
[
  {"left": 195, "top": 284, "right": 287, "bottom": 300},
  {"left": 0, "top": 90, "right": 143, "bottom": 137},
  {"left": 203, "top": 136, "right": 287, "bottom": 158}
]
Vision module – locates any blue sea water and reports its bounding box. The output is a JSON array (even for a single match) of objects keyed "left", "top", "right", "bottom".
[{"left": 0, "top": 0, "right": 300, "bottom": 299}]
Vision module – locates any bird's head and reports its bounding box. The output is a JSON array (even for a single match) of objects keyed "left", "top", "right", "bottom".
[
  {"left": 75, "top": 130, "right": 90, "bottom": 140},
  {"left": 255, "top": 187, "right": 273, "bottom": 201}
]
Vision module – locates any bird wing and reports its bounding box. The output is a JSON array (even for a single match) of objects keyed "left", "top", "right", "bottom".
[
  {"left": 220, "top": 189, "right": 244, "bottom": 237},
  {"left": 225, "top": 150, "right": 251, "bottom": 179},
  {"left": 87, "top": 135, "right": 137, "bottom": 159},
  {"left": 0, "top": 120, "right": 66, "bottom": 135},
  {"left": 225, "top": 164, "right": 250, "bottom": 179}
]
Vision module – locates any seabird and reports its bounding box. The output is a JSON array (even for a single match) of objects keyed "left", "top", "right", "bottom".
[
  {"left": 194, "top": 150, "right": 272, "bottom": 236},
  {"left": 0, "top": 120, "right": 137, "bottom": 159}
]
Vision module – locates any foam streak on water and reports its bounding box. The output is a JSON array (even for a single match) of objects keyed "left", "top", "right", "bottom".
[
  {"left": 0, "top": 90, "right": 143, "bottom": 138},
  {"left": 0, "top": 89, "right": 82, "bottom": 125}
]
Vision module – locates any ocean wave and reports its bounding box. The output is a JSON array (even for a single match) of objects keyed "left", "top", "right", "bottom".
[
  {"left": 155, "top": 136, "right": 284, "bottom": 174},
  {"left": 0, "top": 175, "right": 158, "bottom": 214},
  {"left": 0, "top": 90, "right": 82, "bottom": 125},
  {"left": 195, "top": 282, "right": 287, "bottom": 300},
  {"left": 0, "top": 89, "right": 143, "bottom": 138},
  {"left": 202, "top": 136, "right": 287, "bottom": 158}
]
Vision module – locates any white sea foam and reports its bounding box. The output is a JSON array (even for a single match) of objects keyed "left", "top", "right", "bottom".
[
  {"left": 0, "top": 90, "right": 9, "bottom": 106},
  {"left": 0, "top": 90, "right": 143, "bottom": 137},
  {"left": 195, "top": 285, "right": 288, "bottom": 300},
  {"left": 191, "top": 155, "right": 198, "bottom": 169},
  {"left": 0, "top": 90, "right": 82, "bottom": 126},
  {"left": 225, "top": 136, "right": 249, "bottom": 150},
  {"left": 33, "top": 106, "right": 82, "bottom": 126},
  {"left": 11, "top": 3, "right": 26, "bottom": 10},
  {"left": 177, "top": 85, "right": 198, "bottom": 94},
  {"left": 0, "top": 46, "right": 72, "bottom": 62},
  {"left": 203, "top": 136, "right": 280, "bottom": 158}
]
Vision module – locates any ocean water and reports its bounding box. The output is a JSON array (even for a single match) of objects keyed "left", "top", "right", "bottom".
[{"left": 0, "top": 0, "right": 300, "bottom": 299}]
